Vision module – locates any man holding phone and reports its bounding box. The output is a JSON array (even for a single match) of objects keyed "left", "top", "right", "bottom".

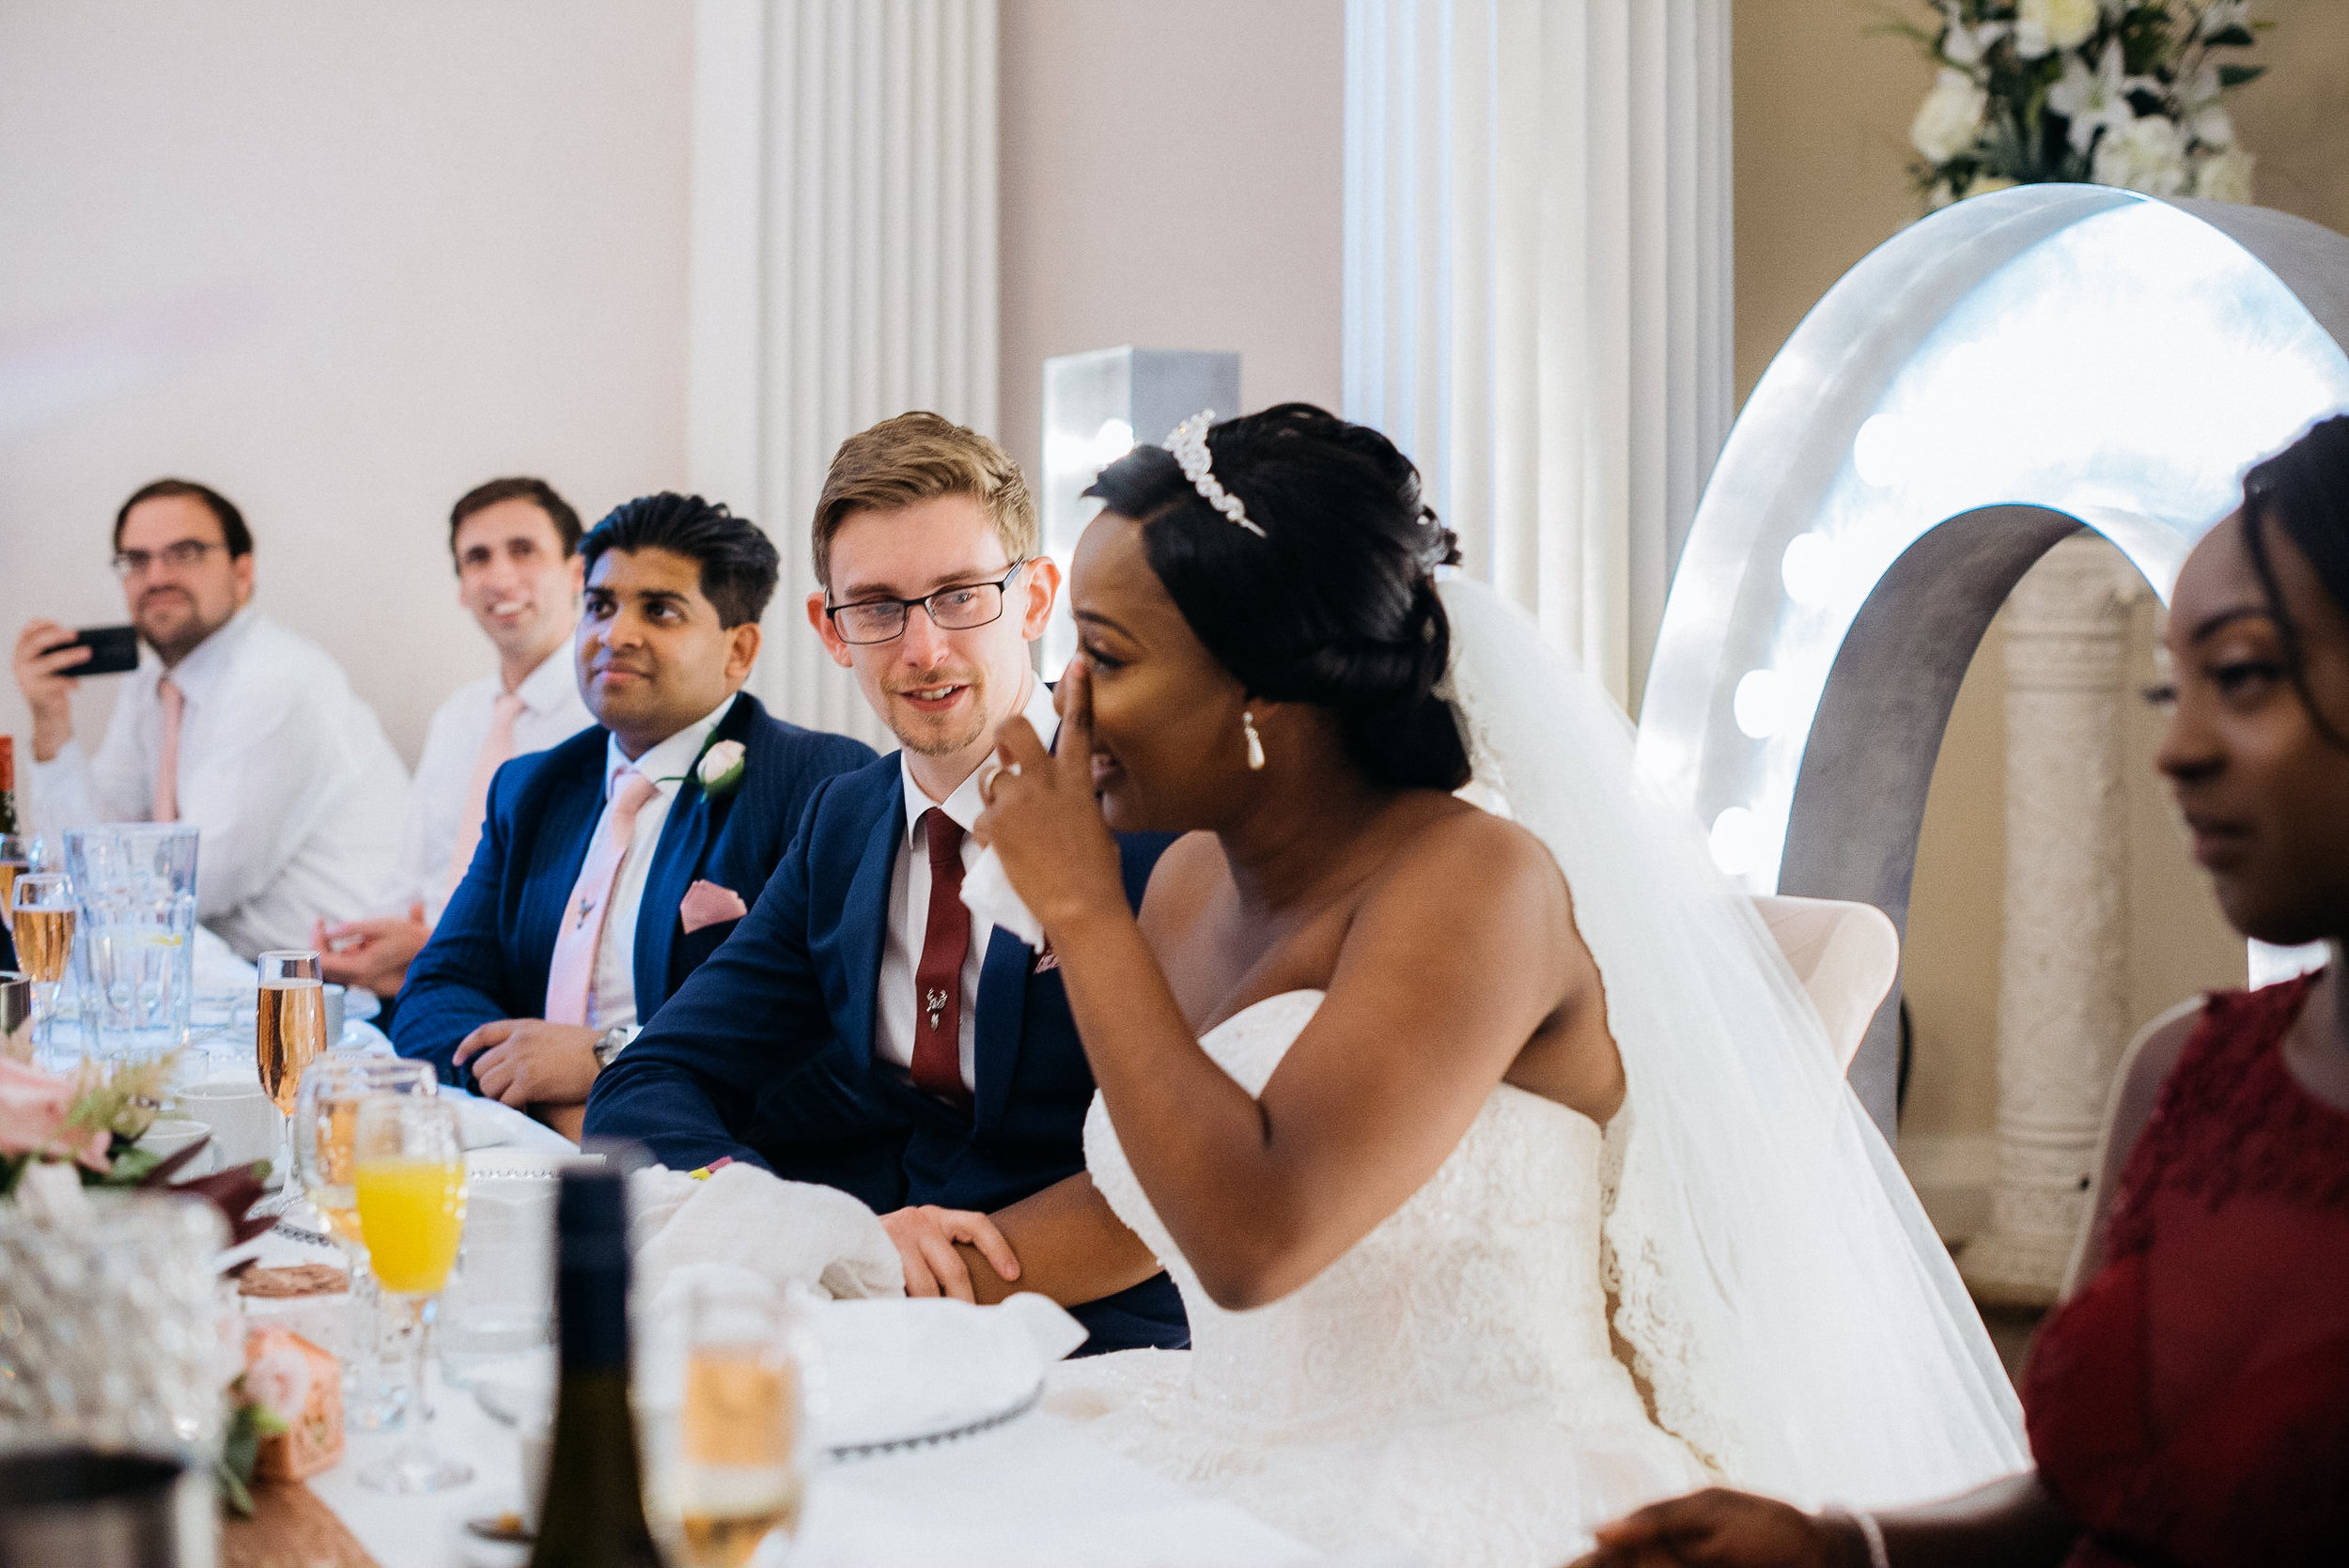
[{"left": 10, "top": 478, "right": 409, "bottom": 957}]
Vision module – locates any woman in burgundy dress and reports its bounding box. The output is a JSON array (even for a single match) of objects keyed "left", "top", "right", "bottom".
[{"left": 1571, "top": 417, "right": 2349, "bottom": 1568}]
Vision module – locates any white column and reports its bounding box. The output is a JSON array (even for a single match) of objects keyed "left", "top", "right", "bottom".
[
  {"left": 1343, "top": 0, "right": 1732, "bottom": 708},
  {"left": 1961, "top": 535, "right": 2142, "bottom": 1307},
  {"left": 690, "top": 0, "right": 999, "bottom": 749}
]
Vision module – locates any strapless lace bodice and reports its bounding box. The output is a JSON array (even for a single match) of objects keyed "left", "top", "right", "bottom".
[{"left": 1049, "top": 991, "right": 1703, "bottom": 1567}]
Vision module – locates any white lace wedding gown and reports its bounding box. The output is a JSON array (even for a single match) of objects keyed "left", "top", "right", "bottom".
[{"left": 1047, "top": 989, "right": 1709, "bottom": 1568}]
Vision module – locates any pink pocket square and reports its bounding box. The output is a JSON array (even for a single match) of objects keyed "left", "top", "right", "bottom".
[{"left": 679, "top": 879, "right": 750, "bottom": 933}]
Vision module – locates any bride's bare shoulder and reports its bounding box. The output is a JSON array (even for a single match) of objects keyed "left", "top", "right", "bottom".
[
  {"left": 1376, "top": 797, "right": 1570, "bottom": 913},
  {"left": 1137, "top": 831, "right": 1227, "bottom": 933}
]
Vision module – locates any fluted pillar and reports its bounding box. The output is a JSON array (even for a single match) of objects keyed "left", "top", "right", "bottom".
[{"left": 1961, "top": 535, "right": 2141, "bottom": 1307}]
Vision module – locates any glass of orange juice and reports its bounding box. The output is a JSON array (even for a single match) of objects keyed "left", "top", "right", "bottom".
[
  {"left": 352, "top": 1092, "right": 472, "bottom": 1493},
  {"left": 294, "top": 1056, "right": 435, "bottom": 1430}
]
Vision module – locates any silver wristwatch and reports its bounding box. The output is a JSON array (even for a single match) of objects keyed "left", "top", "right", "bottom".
[{"left": 591, "top": 1023, "right": 636, "bottom": 1069}]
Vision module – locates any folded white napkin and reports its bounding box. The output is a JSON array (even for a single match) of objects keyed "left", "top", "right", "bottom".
[
  {"left": 960, "top": 844, "right": 1045, "bottom": 951},
  {"left": 631, "top": 1162, "right": 905, "bottom": 1304}
]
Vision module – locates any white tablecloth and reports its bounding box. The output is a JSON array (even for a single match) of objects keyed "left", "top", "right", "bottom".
[
  {"left": 198, "top": 981, "right": 1331, "bottom": 1567},
  {"left": 304, "top": 1367, "right": 1321, "bottom": 1568}
]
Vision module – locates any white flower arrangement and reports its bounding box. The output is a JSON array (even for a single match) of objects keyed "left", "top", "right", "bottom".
[
  {"left": 695, "top": 737, "right": 748, "bottom": 797},
  {"left": 1884, "top": 2, "right": 2269, "bottom": 210}
]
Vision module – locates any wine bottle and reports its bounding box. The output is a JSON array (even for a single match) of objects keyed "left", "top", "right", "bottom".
[
  {"left": 529, "top": 1165, "right": 661, "bottom": 1568},
  {"left": 0, "top": 735, "right": 18, "bottom": 834}
]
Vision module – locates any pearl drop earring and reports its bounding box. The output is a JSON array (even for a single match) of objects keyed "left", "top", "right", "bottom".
[{"left": 1241, "top": 709, "right": 1266, "bottom": 771}]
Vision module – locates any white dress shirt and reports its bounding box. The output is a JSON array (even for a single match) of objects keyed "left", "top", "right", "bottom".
[
  {"left": 874, "top": 677, "right": 1059, "bottom": 1093},
  {"left": 384, "top": 644, "right": 594, "bottom": 925},
  {"left": 26, "top": 609, "right": 412, "bottom": 958},
  {"left": 586, "top": 691, "right": 739, "bottom": 1034}
]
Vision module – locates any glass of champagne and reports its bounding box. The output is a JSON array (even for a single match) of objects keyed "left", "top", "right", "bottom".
[
  {"left": 256, "top": 950, "right": 328, "bottom": 1212},
  {"left": 0, "top": 833, "right": 37, "bottom": 932},
  {"left": 670, "top": 1285, "right": 813, "bottom": 1567},
  {"left": 11, "top": 871, "right": 77, "bottom": 1058},
  {"left": 294, "top": 1056, "right": 437, "bottom": 1430},
  {"left": 351, "top": 1092, "right": 472, "bottom": 1492}
]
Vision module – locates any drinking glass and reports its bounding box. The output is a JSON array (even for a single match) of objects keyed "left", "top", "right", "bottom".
[
  {"left": 0, "top": 833, "right": 38, "bottom": 931},
  {"left": 12, "top": 872, "right": 77, "bottom": 1058},
  {"left": 294, "top": 1055, "right": 437, "bottom": 1430},
  {"left": 255, "top": 950, "right": 328, "bottom": 1211},
  {"left": 351, "top": 1093, "right": 472, "bottom": 1492},
  {"left": 668, "top": 1286, "right": 813, "bottom": 1567},
  {"left": 65, "top": 825, "right": 198, "bottom": 1064}
]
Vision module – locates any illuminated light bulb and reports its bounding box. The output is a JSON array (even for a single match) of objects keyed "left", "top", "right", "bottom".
[
  {"left": 1733, "top": 670, "right": 1789, "bottom": 739},
  {"left": 1781, "top": 533, "right": 1841, "bottom": 607},
  {"left": 1708, "top": 806, "right": 1764, "bottom": 877},
  {"left": 1852, "top": 414, "right": 1910, "bottom": 489}
]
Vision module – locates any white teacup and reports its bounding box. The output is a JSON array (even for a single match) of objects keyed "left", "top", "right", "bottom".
[
  {"left": 171, "top": 1079, "right": 281, "bottom": 1177},
  {"left": 133, "top": 1117, "right": 215, "bottom": 1175}
]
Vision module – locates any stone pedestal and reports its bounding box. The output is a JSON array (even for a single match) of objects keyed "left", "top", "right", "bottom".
[{"left": 1960, "top": 536, "right": 2141, "bottom": 1308}]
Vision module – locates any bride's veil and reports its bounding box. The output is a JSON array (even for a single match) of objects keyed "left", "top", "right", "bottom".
[{"left": 1436, "top": 576, "right": 2028, "bottom": 1507}]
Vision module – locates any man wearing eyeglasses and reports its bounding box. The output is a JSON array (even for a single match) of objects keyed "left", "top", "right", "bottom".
[
  {"left": 8, "top": 478, "right": 409, "bottom": 957},
  {"left": 587, "top": 411, "right": 1187, "bottom": 1357}
]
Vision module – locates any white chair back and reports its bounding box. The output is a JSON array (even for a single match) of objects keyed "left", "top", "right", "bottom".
[{"left": 1750, "top": 894, "right": 1902, "bottom": 1074}]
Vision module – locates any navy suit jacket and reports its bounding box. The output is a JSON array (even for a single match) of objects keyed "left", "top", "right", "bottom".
[
  {"left": 584, "top": 751, "right": 1187, "bottom": 1355},
  {"left": 393, "top": 692, "right": 874, "bottom": 1087}
]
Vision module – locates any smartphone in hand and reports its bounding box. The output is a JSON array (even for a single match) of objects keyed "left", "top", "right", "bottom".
[{"left": 44, "top": 626, "right": 139, "bottom": 676}]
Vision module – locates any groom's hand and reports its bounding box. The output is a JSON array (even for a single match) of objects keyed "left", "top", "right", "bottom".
[
  {"left": 880, "top": 1204, "right": 1022, "bottom": 1302},
  {"left": 973, "top": 655, "right": 1125, "bottom": 933}
]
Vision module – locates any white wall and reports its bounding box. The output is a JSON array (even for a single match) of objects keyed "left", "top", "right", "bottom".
[
  {"left": 997, "top": 0, "right": 1346, "bottom": 485},
  {"left": 0, "top": 2, "right": 694, "bottom": 766}
]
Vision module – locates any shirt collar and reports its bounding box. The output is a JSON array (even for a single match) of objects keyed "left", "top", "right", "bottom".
[
  {"left": 514, "top": 638, "right": 580, "bottom": 716},
  {"left": 604, "top": 691, "right": 739, "bottom": 801},
  {"left": 156, "top": 606, "right": 257, "bottom": 705},
  {"left": 900, "top": 675, "right": 1061, "bottom": 841}
]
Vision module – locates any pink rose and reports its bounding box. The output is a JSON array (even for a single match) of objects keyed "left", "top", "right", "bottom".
[{"left": 0, "top": 1057, "right": 110, "bottom": 1171}]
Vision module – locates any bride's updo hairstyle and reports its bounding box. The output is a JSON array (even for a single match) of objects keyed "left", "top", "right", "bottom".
[{"left": 1083, "top": 402, "right": 1471, "bottom": 791}]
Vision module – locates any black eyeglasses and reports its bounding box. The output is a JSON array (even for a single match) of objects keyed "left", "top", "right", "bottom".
[
  {"left": 112, "top": 539, "right": 224, "bottom": 578},
  {"left": 824, "top": 562, "right": 1026, "bottom": 645}
]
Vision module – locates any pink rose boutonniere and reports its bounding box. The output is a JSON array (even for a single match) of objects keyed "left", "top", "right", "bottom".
[{"left": 695, "top": 738, "right": 748, "bottom": 799}]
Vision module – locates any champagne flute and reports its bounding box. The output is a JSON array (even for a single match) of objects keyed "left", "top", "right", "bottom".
[
  {"left": 294, "top": 1056, "right": 437, "bottom": 1430},
  {"left": 0, "top": 833, "right": 37, "bottom": 933},
  {"left": 670, "top": 1285, "right": 813, "bottom": 1567},
  {"left": 11, "top": 871, "right": 76, "bottom": 1058},
  {"left": 256, "top": 950, "right": 328, "bottom": 1211},
  {"left": 352, "top": 1092, "right": 472, "bottom": 1492}
]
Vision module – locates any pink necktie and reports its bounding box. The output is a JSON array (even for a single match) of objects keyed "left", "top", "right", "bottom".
[
  {"left": 542, "top": 768, "right": 661, "bottom": 1027},
  {"left": 446, "top": 691, "right": 526, "bottom": 893},
  {"left": 153, "top": 677, "right": 185, "bottom": 822}
]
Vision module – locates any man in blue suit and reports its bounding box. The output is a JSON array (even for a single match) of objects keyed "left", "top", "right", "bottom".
[
  {"left": 395, "top": 493, "right": 874, "bottom": 1139},
  {"left": 587, "top": 413, "right": 1185, "bottom": 1355}
]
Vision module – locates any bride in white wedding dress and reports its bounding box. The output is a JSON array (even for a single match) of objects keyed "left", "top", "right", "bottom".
[{"left": 943, "top": 406, "right": 2025, "bottom": 1567}]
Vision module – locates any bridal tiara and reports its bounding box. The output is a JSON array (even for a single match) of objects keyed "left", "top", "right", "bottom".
[{"left": 1166, "top": 411, "right": 1267, "bottom": 538}]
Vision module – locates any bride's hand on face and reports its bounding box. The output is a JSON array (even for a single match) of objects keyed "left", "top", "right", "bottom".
[{"left": 973, "top": 656, "right": 1127, "bottom": 934}]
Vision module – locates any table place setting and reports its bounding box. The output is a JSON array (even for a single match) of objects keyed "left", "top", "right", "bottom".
[{"left": 2, "top": 912, "right": 1332, "bottom": 1568}]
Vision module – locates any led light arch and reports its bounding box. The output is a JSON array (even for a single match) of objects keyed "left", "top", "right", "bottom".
[{"left": 1635, "top": 186, "right": 2349, "bottom": 1130}]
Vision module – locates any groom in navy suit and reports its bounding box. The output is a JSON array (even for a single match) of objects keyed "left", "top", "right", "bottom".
[
  {"left": 394, "top": 493, "right": 874, "bottom": 1138},
  {"left": 588, "top": 413, "right": 1185, "bottom": 1355}
]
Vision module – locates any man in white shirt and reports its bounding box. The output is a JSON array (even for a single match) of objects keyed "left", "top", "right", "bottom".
[
  {"left": 318, "top": 478, "right": 595, "bottom": 998},
  {"left": 10, "top": 479, "right": 410, "bottom": 957}
]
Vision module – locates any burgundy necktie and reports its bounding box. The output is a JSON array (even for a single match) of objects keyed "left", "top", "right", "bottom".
[{"left": 912, "top": 808, "right": 974, "bottom": 1111}]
